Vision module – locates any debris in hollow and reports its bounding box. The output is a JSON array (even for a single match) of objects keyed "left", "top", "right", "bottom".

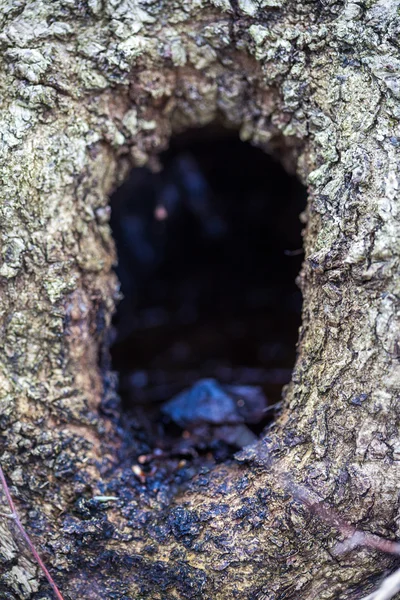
[{"left": 162, "top": 378, "right": 268, "bottom": 448}]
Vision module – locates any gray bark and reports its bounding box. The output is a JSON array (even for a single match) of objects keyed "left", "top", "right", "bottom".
[{"left": 0, "top": 0, "right": 400, "bottom": 598}]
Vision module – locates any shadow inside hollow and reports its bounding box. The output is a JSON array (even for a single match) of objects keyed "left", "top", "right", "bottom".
[{"left": 109, "top": 127, "right": 306, "bottom": 465}]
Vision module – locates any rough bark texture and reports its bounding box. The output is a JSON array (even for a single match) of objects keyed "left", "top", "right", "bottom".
[{"left": 0, "top": 1, "right": 400, "bottom": 599}]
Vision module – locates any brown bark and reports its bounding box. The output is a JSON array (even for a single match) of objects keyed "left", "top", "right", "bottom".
[{"left": 0, "top": 1, "right": 400, "bottom": 598}]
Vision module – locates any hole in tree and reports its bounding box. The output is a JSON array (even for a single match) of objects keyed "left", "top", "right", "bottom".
[{"left": 109, "top": 127, "right": 306, "bottom": 470}]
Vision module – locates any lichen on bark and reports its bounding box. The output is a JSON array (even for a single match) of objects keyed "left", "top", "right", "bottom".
[{"left": 0, "top": 0, "right": 400, "bottom": 599}]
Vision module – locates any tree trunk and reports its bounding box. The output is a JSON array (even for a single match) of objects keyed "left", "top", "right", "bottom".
[{"left": 1, "top": 1, "right": 399, "bottom": 599}]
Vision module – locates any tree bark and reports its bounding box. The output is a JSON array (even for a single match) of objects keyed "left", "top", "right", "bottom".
[{"left": 1, "top": 1, "right": 400, "bottom": 599}]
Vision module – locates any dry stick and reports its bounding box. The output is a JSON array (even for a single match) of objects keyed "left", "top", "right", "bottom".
[
  {"left": 285, "top": 476, "right": 400, "bottom": 600},
  {"left": 0, "top": 464, "right": 65, "bottom": 600},
  {"left": 359, "top": 567, "right": 400, "bottom": 600},
  {"left": 286, "top": 476, "right": 400, "bottom": 556}
]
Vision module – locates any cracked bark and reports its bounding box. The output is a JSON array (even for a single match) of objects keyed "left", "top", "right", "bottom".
[{"left": 0, "top": 1, "right": 400, "bottom": 599}]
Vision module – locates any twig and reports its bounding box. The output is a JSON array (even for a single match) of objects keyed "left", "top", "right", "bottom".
[
  {"left": 284, "top": 475, "right": 400, "bottom": 600},
  {"left": 360, "top": 566, "right": 400, "bottom": 600},
  {"left": 286, "top": 477, "right": 400, "bottom": 556},
  {"left": 0, "top": 464, "right": 65, "bottom": 600}
]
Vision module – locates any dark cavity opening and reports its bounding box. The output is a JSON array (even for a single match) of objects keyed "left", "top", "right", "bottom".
[{"left": 109, "top": 127, "right": 306, "bottom": 468}]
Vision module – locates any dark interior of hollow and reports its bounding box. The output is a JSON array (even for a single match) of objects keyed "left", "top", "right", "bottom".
[{"left": 109, "top": 127, "right": 306, "bottom": 466}]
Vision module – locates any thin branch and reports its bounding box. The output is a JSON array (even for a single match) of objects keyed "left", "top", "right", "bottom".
[
  {"left": 360, "top": 566, "right": 400, "bottom": 600},
  {"left": 285, "top": 476, "right": 400, "bottom": 556},
  {"left": 283, "top": 475, "right": 400, "bottom": 600},
  {"left": 0, "top": 464, "right": 65, "bottom": 600}
]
